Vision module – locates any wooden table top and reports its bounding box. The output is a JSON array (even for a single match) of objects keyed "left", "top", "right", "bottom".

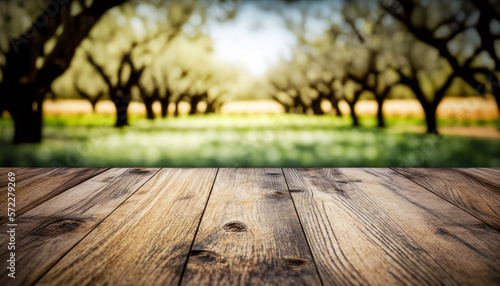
[{"left": 1, "top": 168, "right": 499, "bottom": 285}]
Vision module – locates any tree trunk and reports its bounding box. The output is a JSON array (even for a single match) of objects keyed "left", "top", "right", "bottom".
[
  {"left": 332, "top": 100, "right": 342, "bottom": 117},
  {"left": 1, "top": 0, "right": 126, "bottom": 143},
  {"left": 7, "top": 96, "right": 41, "bottom": 143},
  {"left": 376, "top": 97, "right": 385, "bottom": 128},
  {"left": 174, "top": 100, "right": 181, "bottom": 117},
  {"left": 113, "top": 96, "right": 130, "bottom": 127},
  {"left": 312, "top": 97, "right": 324, "bottom": 115},
  {"left": 4, "top": 85, "right": 44, "bottom": 143},
  {"left": 144, "top": 97, "right": 155, "bottom": 120},
  {"left": 190, "top": 96, "right": 202, "bottom": 115},
  {"left": 424, "top": 105, "right": 439, "bottom": 134},
  {"left": 10, "top": 98, "right": 43, "bottom": 143},
  {"left": 293, "top": 96, "right": 306, "bottom": 114},
  {"left": 348, "top": 102, "right": 359, "bottom": 127},
  {"left": 494, "top": 88, "right": 500, "bottom": 115},
  {"left": 327, "top": 91, "right": 342, "bottom": 117},
  {"left": 90, "top": 101, "right": 97, "bottom": 113},
  {"left": 160, "top": 98, "right": 169, "bottom": 118},
  {"left": 205, "top": 101, "right": 216, "bottom": 114}
]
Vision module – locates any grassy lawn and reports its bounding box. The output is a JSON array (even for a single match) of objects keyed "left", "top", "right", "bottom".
[{"left": 0, "top": 114, "right": 499, "bottom": 167}]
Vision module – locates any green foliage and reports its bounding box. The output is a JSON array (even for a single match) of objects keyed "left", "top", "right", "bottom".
[{"left": 1, "top": 115, "right": 498, "bottom": 167}]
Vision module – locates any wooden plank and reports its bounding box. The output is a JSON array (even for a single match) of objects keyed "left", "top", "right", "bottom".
[
  {"left": 341, "top": 168, "right": 500, "bottom": 285},
  {"left": 0, "top": 168, "right": 159, "bottom": 286},
  {"left": 37, "top": 168, "right": 218, "bottom": 286},
  {"left": 0, "top": 168, "right": 108, "bottom": 224},
  {"left": 181, "top": 168, "right": 321, "bottom": 285},
  {"left": 0, "top": 168, "right": 47, "bottom": 188},
  {"left": 456, "top": 168, "right": 500, "bottom": 189},
  {"left": 393, "top": 168, "right": 500, "bottom": 231},
  {"left": 283, "top": 168, "right": 457, "bottom": 286}
]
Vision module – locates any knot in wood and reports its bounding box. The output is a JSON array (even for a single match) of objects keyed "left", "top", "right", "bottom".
[
  {"left": 284, "top": 257, "right": 307, "bottom": 269},
  {"left": 223, "top": 221, "right": 247, "bottom": 232},
  {"left": 129, "top": 169, "right": 150, "bottom": 174},
  {"left": 266, "top": 191, "right": 286, "bottom": 199},
  {"left": 190, "top": 250, "right": 218, "bottom": 263},
  {"left": 33, "top": 219, "right": 83, "bottom": 236}
]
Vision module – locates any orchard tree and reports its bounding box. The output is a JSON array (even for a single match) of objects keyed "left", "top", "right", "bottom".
[
  {"left": 268, "top": 70, "right": 308, "bottom": 114},
  {"left": 73, "top": 76, "right": 104, "bottom": 113},
  {"left": 77, "top": 1, "right": 198, "bottom": 126},
  {"left": 135, "top": 0, "right": 239, "bottom": 118},
  {"left": 392, "top": 36, "right": 458, "bottom": 134},
  {"left": 378, "top": 0, "right": 491, "bottom": 133},
  {"left": 0, "top": 0, "right": 125, "bottom": 143},
  {"left": 0, "top": 0, "right": 239, "bottom": 141},
  {"left": 157, "top": 34, "right": 214, "bottom": 116},
  {"left": 338, "top": 1, "right": 401, "bottom": 127},
  {"left": 385, "top": 0, "right": 500, "bottom": 113},
  {"left": 86, "top": 44, "right": 145, "bottom": 126}
]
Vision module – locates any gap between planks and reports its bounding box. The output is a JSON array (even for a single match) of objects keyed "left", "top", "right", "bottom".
[
  {"left": 177, "top": 168, "right": 220, "bottom": 286},
  {"left": 33, "top": 168, "right": 162, "bottom": 286},
  {"left": 0, "top": 168, "right": 160, "bottom": 286},
  {"left": 36, "top": 168, "right": 219, "bottom": 286},
  {"left": 3, "top": 168, "right": 498, "bottom": 286},
  {"left": 282, "top": 168, "right": 458, "bottom": 285},
  {"left": 281, "top": 167, "right": 325, "bottom": 286},
  {"left": 391, "top": 168, "right": 500, "bottom": 231}
]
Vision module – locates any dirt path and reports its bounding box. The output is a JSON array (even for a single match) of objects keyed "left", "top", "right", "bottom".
[{"left": 40, "top": 98, "right": 499, "bottom": 120}]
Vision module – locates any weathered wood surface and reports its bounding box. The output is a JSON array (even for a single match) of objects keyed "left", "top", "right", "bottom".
[
  {"left": 455, "top": 168, "right": 500, "bottom": 189},
  {"left": 393, "top": 168, "right": 500, "bottom": 231},
  {"left": 0, "top": 167, "right": 498, "bottom": 285},
  {"left": 181, "top": 168, "right": 322, "bottom": 285},
  {"left": 341, "top": 168, "right": 500, "bottom": 285},
  {"left": 0, "top": 168, "right": 158, "bottom": 286},
  {"left": 0, "top": 168, "right": 107, "bottom": 224},
  {"left": 283, "top": 168, "right": 457, "bottom": 285},
  {"left": 0, "top": 168, "right": 47, "bottom": 188},
  {"left": 37, "top": 168, "right": 218, "bottom": 286}
]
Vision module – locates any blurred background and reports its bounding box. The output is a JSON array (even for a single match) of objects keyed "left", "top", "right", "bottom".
[{"left": 0, "top": 0, "right": 499, "bottom": 167}]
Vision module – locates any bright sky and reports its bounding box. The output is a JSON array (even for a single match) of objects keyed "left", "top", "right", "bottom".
[{"left": 206, "top": 3, "right": 297, "bottom": 77}]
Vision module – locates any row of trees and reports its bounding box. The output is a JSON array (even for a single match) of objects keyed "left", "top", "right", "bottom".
[
  {"left": 66, "top": 1, "right": 247, "bottom": 126},
  {"left": 1, "top": 0, "right": 499, "bottom": 142},
  {"left": 0, "top": 0, "right": 240, "bottom": 143},
  {"left": 0, "top": 0, "right": 127, "bottom": 142},
  {"left": 266, "top": 0, "right": 500, "bottom": 134}
]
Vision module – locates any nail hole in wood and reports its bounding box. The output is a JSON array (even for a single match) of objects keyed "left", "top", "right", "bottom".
[{"left": 223, "top": 221, "right": 247, "bottom": 232}]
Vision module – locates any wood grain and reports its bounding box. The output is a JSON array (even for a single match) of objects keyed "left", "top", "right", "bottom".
[
  {"left": 0, "top": 168, "right": 158, "bottom": 286},
  {"left": 283, "top": 168, "right": 457, "bottom": 286},
  {"left": 341, "top": 168, "right": 500, "bottom": 285},
  {"left": 37, "top": 168, "right": 218, "bottom": 286},
  {"left": 181, "top": 168, "right": 321, "bottom": 285},
  {"left": 0, "top": 167, "right": 108, "bottom": 223},
  {"left": 0, "top": 168, "right": 47, "bottom": 188},
  {"left": 393, "top": 168, "right": 500, "bottom": 231},
  {"left": 456, "top": 168, "right": 500, "bottom": 189}
]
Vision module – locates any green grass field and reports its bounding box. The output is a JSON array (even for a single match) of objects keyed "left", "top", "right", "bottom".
[{"left": 1, "top": 114, "right": 499, "bottom": 167}]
